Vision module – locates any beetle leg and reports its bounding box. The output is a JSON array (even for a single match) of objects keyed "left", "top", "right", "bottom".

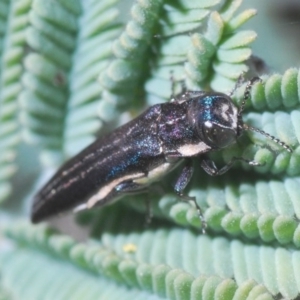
[
  {"left": 200, "top": 156, "right": 261, "bottom": 176},
  {"left": 174, "top": 160, "right": 194, "bottom": 195},
  {"left": 174, "top": 160, "right": 207, "bottom": 233},
  {"left": 115, "top": 180, "right": 146, "bottom": 194},
  {"left": 115, "top": 180, "right": 156, "bottom": 226}
]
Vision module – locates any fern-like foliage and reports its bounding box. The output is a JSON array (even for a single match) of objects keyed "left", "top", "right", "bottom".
[
  {"left": 1, "top": 0, "right": 300, "bottom": 299},
  {"left": 0, "top": 0, "right": 27, "bottom": 203},
  {"left": 3, "top": 216, "right": 278, "bottom": 299},
  {"left": 19, "top": 0, "right": 121, "bottom": 165}
]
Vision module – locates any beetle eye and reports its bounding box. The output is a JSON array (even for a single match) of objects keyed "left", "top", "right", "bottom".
[{"left": 203, "top": 121, "right": 236, "bottom": 148}]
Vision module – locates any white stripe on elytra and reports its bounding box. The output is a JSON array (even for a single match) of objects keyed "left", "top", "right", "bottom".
[{"left": 74, "top": 173, "right": 144, "bottom": 211}]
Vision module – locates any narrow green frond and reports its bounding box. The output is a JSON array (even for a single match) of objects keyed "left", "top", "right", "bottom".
[
  {"left": 226, "top": 9, "right": 257, "bottom": 31},
  {"left": 129, "top": 174, "right": 300, "bottom": 246},
  {"left": 233, "top": 68, "right": 300, "bottom": 110},
  {"left": 146, "top": 0, "right": 222, "bottom": 103},
  {"left": 19, "top": 0, "right": 121, "bottom": 165},
  {"left": 99, "top": 0, "right": 165, "bottom": 117},
  {"left": 100, "top": 0, "right": 223, "bottom": 113},
  {"left": 66, "top": 0, "right": 121, "bottom": 157},
  {"left": 2, "top": 221, "right": 282, "bottom": 299},
  {"left": 20, "top": 0, "right": 81, "bottom": 165},
  {"left": 185, "top": 3, "right": 257, "bottom": 92},
  {"left": 0, "top": 248, "right": 166, "bottom": 300},
  {"left": 0, "top": 0, "right": 29, "bottom": 202}
]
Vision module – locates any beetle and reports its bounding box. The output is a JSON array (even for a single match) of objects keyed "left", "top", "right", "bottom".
[{"left": 31, "top": 77, "right": 292, "bottom": 231}]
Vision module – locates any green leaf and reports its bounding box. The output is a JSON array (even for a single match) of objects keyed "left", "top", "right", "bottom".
[{"left": 2, "top": 220, "right": 278, "bottom": 299}]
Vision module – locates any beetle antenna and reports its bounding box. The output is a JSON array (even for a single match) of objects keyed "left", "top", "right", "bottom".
[
  {"left": 243, "top": 123, "right": 293, "bottom": 153},
  {"left": 237, "top": 76, "right": 261, "bottom": 136},
  {"left": 228, "top": 72, "right": 245, "bottom": 96},
  {"left": 237, "top": 77, "right": 293, "bottom": 153},
  {"left": 238, "top": 76, "right": 261, "bottom": 116}
]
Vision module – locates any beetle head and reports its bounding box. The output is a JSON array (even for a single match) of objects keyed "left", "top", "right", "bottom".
[
  {"left": 188, "top": 93, "right": 240, "bottom": 149},
  {"left": 188, "top": 77, "right": 293, "bottom": 153}
]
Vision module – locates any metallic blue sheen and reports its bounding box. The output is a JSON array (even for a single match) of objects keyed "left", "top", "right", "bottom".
[
  {"left": 106, "top": 152, "right": 141, "bottom": 179},
  {"left": 202, "top": 96, "right": 221, "bottom": 125}
]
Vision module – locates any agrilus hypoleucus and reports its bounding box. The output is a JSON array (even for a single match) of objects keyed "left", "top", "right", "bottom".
[{"left": 31, "top": 77, "right": 292, "bottom": 232}]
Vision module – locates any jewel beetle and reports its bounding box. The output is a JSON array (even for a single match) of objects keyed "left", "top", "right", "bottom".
[{"left": 31, "top": 77, "right": 292, "bottom": 230}]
